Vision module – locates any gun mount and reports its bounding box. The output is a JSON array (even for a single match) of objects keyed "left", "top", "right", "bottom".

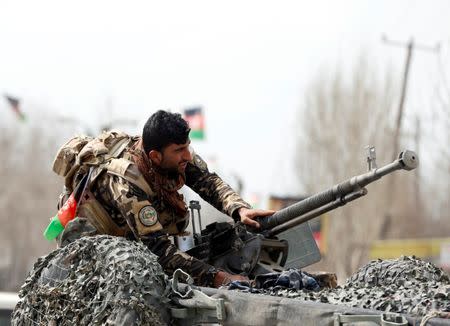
[{"left": 182, "top": 148, "right": 418, "bottom": 278}]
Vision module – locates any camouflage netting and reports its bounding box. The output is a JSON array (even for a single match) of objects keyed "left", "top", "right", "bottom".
[
  {"left": 12, "top": 235, "right": 172, "bottom": 326},
  {"left": 246, "top": 256, "right": 450, "bottom": 317},
  {"left": 11, "top": 235, "right": 450, "bottom": 324}
]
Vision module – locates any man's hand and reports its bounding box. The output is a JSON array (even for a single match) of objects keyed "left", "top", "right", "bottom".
[
  {"left": 238, "top": 207, "right": 275, "bottom": 228},
  {"left": 213, "top": 270, "right": 249, "bottom": 288}
]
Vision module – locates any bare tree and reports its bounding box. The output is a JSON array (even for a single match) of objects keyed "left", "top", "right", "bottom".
[
  {"left": 0, "top": 120, "right": 68, "bottom": 290},
  {"left": 420, "top": 47, "right": 450, "bottom": 229},
  {"left": 295, "top": 55, "right": 425, "bottom": 281}
]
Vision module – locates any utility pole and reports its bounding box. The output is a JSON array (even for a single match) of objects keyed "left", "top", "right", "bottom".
[
  {"left": 391, "top": 38, "right": 413, "bottom": 161},
  {"left": 379, "top": 36, "right": 439, "bottom": 238},
  {"left": 382, "top": 35, "right": 439, "bottom": 160}
]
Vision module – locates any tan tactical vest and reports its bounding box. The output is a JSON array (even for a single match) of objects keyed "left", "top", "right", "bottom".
[{"left": 52, "top": 130, "right": 189, "bottom": 237}]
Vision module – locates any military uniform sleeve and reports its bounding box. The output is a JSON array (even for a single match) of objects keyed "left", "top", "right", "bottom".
[
  {"left": 100, "top": 171, "right": 218, "bottom": 286},
  {"left": 145, "top": 234, "right": 217, "bottom": 286},
  {"left": 185, "top": 152, "right": 251, "bottom": 221}
]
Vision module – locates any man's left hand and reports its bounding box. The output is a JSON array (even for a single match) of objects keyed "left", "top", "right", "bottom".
[{"left": 238, "top": 207, "right": 275, "bottom": 228}]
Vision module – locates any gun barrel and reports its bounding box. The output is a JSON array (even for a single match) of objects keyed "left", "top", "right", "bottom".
[
  {"left": 257, "top": 150, "right": 418, "bottom": 231},
  {"left": 266, "top": 187, "right": 368, "bottom": 237}
]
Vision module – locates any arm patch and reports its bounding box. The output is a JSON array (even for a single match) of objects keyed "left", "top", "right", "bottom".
[
  {"left": 191, "top": 153, "right": 209, "bottom": 172},
  {"left": 138, "top": 205, "right": 158, "bottom": 226}
]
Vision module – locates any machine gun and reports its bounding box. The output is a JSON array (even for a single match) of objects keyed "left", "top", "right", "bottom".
[{"left": 180, "top": 147, "right": 418, "bottom": 278}]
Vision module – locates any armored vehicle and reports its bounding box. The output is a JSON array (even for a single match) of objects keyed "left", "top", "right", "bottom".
[{"left": 11, "top": 148, "right": 450, "bottom": 325}]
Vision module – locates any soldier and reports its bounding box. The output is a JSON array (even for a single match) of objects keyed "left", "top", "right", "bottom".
[{"left": 54, "top": 110, "right": 274, "bottom": 287}]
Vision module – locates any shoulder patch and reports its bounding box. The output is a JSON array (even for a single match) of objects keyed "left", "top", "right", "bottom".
[
  {"left": 138, "top": 205, "right": 158, "bottom": 226},
  {"left": 192, "top": 153, "right": 208, "bottom": 172}
]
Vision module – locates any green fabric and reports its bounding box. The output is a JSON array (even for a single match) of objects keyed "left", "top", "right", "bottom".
[{"left": 44, "top": 215, "right": 64, "bottom": 241}]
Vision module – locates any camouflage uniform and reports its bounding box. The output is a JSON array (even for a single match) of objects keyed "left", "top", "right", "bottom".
[{"left": 58, "top": 135, "right": 251, "bottom": 286}]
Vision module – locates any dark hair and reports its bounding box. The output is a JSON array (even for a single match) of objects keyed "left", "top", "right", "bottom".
[{"left": 142, "top": 110, "right": 191, "bottom": 153}]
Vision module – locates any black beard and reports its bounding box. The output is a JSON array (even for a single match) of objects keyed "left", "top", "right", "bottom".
[
  {"left": 152, "top": 164, "right": 179, "bottom": 179},
  {"left": 166, "top": 169, "right": 180, "bottom": 179}
]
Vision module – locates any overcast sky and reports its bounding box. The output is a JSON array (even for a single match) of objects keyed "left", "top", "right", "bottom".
[{"left": 1, "top": 0, "right": 449, "bottom": 202}]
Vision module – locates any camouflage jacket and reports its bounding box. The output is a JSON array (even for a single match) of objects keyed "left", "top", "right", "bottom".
[{"left": 61, "top": 136, "right": 251, "bottom": 286}]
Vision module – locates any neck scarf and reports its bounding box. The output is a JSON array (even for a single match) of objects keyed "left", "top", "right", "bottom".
[{"left": 130, "top": 139, "right": 187, "bottom": 218}]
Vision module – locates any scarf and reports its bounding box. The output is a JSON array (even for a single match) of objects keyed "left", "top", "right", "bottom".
[{"left": 130, "top": 139, "right": 188, "bottom": 218}]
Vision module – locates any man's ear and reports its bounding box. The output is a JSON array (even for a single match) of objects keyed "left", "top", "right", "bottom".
[{"left": 148, "top": 150, "right": 162, "bottom": 165}]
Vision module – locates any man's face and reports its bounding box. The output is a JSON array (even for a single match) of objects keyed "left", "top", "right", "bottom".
[{"left": 153, "top": 140, "right": 192, "bottom": 174}]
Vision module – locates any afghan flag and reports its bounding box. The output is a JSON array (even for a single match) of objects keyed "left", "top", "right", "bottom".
[
  {"left": 4, "top": 94, "right": 25, "bottom": 121},
  {"left": 43, "top": 168, "right": 92, "bottom": 241},
  {"left": 183, "top": 107, "right": 205, "bottom": 140}
]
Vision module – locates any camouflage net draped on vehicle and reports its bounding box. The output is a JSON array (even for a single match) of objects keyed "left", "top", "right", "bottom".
[
  {"left": 11, "top": 235, "right": 450, "bottom": 324},
  {"left": 244, "top": 256, "right": 450, "bottom": 317},
  {"left": 12, "top": 235, "right": 172, "bottom": 326}
]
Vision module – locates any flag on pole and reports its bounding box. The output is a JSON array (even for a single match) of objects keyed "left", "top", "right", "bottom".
[
  {"left": 183, "top": 107, "right": 205, "bottom": 140},
  {"left": 4, "top": 94, "right": 25, "bottom": 121}
]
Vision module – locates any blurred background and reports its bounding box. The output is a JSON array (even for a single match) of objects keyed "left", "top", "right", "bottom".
[{"left": 0, "top": 0, "right": 449, "bottom": 291}]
